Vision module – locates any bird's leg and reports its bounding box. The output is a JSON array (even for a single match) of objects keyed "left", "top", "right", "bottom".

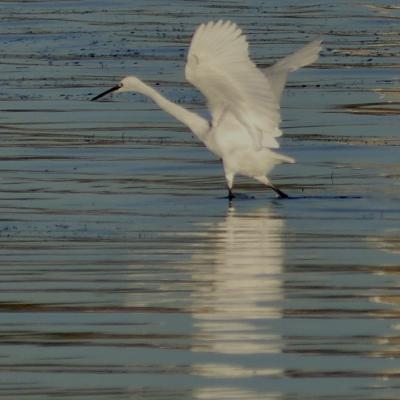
[
  {"left": 269, "top": 184, "right": 289, "bottom": 199},
  {"left": 255, "top": 176, "right": 289, "bottom": 199},
  {"left": 224, "top": 170, "right": 235, "bottom": 202}
]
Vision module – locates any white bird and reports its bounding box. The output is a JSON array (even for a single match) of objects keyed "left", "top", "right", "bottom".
[{"left": 92, "top": 20, "right": 322, "bottom": 200}]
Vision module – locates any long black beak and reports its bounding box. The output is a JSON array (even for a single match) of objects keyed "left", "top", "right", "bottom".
[{"left": 91, "top": 85, "right": 121, "bottom": 101}]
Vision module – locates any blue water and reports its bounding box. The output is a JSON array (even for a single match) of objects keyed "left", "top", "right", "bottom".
[{"left": 0, "top": 1, "right": 399, "bottom": 399}]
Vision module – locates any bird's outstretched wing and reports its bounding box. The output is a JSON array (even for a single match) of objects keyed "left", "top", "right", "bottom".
[
  {"left": 264, "top": 39, "right": 322, "bottom": 102},
  {"left": 185, "top": 20, "right": 281, "bottom": 149}
]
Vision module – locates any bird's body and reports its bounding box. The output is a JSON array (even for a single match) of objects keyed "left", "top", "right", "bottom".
[
  {"left": 92, "top": 20, "right": 322, "bottom": 200},
  {"left": 204, "top": 113, "right": 292, "bottom": 188}
]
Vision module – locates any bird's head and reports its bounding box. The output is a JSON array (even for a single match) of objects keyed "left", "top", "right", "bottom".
[
  {"left": 91, "top": 75, "right": 146, "bottom": 101},
  {"left": 118, "top": 76, "right": 146, "bottom": 93}
]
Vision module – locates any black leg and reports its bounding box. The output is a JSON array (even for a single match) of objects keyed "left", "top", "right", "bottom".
[
  {"left": 228, "top": 188, "right": 235, "bottom": 201},
  {"left": 270, "top": 185, "right": 289, "bottom": 199}
]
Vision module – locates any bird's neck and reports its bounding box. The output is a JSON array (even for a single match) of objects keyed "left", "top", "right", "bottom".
[{"left": 140, "top": 84, "right": 210, "bottom": 141}]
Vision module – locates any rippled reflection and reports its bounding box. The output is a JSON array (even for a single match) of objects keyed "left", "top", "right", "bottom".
[
  {"left": 191, "top": 205, "right": 284, "bottom": 349},
  {"left": 371, "top": 233, "right": 400, "bottom": 255},
  {"left": 191, "top": 387, "right": 282, "bottom": 400},
  {"left": 370, "top": 233, "right": 400, "bottom": 358},
  {"left": 189, "top": 206, "right": 285, "bottom": 398}
]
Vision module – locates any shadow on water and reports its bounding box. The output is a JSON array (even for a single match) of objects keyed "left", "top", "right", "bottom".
[
  {"left": 219, "top": 192, "right": 363, "bottom": 202},
  {"left": 285, "top": 194, "right": 363, "bottom": 200}
]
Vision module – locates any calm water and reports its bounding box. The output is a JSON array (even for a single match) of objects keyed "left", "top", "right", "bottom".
[{"left": 1, "top": 1, "right": 400, "bottom": 399}]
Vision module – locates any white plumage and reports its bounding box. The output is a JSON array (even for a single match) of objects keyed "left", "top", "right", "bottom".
[
  {"left": 92, "top": 20, "right": 322, "bottom": 200},
  {"left": 186, "top": 20, "right": 281, "bottom": 150}
]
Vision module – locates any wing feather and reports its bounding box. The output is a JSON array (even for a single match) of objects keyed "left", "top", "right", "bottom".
[
  {"left": 264, "top": 39, "right": 322, "bottom": 102},
  {"left": 185, "top": 20, "right": 281, "bottom": 149}
]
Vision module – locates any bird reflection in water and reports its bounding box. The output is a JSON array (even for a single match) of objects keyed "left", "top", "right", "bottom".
[
  {"left": 189, "top": 205, "right": 285, "bottom": 395},
  {"left": 370, "top": 234, "right": 400, "bottom": 355}
]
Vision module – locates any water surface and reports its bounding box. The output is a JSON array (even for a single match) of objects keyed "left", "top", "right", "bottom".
[{"left": 0, "top": 1, "right": 399, "bottom": 399}]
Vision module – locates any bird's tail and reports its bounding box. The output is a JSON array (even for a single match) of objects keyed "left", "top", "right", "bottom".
[{"left": 270, "top": 149, "right": 295, "bottom": 164}]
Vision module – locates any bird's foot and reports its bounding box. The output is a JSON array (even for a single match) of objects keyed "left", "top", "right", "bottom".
[
  {"left": 271, "top": 186, "right": 289, "bottom": 199},
  {"left": 225, "top": 189, "right": 235, "bottom": 202},
  {"left": 277, "top": 190, "right": 289, "bottom": 199}
]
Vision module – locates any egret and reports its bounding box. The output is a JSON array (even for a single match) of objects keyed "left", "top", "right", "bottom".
[{"left": 92, "top": 20, "right": 322, "bottom": 200}]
